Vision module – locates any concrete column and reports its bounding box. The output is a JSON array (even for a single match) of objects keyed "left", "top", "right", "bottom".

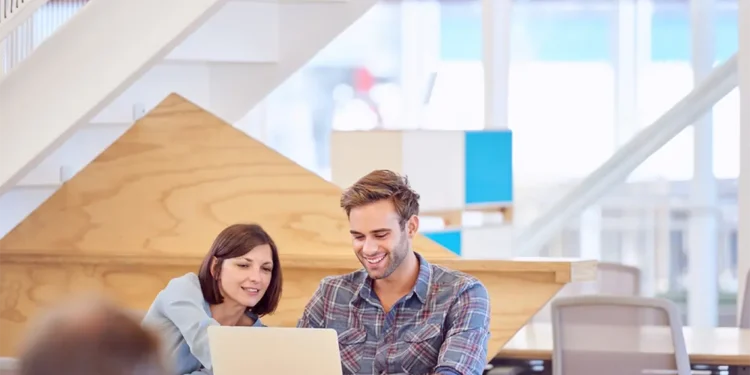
[
  {"left": 687, "top": 0, "right": 718, "bottom": 327},
  {"left": 400, "top": 0, "right": 440, "bottom": 130},
  {"left": 613, "top": 0, "right": 638, "bottom": 147},
  {"left": 737, "top": 0, "right": 750, "bottom": 320},
  {"left": 482, "top": 0, "right": 511, "bottom": 129},
  {"left": 604, "top": 0, "right": 639, "bottom": 267}
]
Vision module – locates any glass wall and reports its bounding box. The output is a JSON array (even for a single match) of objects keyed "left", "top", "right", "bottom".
[{"left": 248, "top": 0, "right": 740, "bottom": 324}]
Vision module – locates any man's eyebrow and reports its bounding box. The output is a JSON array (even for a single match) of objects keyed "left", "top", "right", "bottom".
[{"left": 349, "top": 229, "right": 390, "bottom": 235}]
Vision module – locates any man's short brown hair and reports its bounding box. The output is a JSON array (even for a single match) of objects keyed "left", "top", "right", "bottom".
[
  {"left": 198, "top": 223, "right": 283, "bottom": 316},
  {"left": 340, "top": 169, "right": 420, "bottom": 227},
  {"left": 18, "top": 296, "right": 167, "bottom": 375}
]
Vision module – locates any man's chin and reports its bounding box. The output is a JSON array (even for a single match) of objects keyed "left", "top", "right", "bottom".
[
  {"left": 361, "top": 262, "right": 386, "bottom": 279},
  {"left": 366, "top": 265, "right": 395, "bottom": 280},
  {"left": 366, "top": 270, "right": 387, "bottom": 280}
]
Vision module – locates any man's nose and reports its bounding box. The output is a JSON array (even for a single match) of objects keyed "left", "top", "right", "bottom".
[{"left": 362, "top": 237, "right": 379, "bottom": 254}]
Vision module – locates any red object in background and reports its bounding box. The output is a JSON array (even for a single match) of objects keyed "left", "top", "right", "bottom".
[{"left": 353, "top": 67, "right": 375, "bottom": 93}]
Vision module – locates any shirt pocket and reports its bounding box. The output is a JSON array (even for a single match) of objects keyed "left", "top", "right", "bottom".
[
  {"left": 399, "top": 323, "right": 444, "bottom": 375},
  {"left": 331, "top": 323, "right": 367, "bottom": 375}
]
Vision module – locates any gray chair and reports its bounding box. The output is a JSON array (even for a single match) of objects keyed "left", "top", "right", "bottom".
[
  {"left": 532, "top": 262, "right": 641, "bottom": 323},
  {"left": 596, "top": 262, "right": 642, "bottom": 296},
  {"left": 740, "top": 271, "right": 750, "bottom": 329},
  {"left": 551, "top": 295, "right": 691, "bottom": 375}
]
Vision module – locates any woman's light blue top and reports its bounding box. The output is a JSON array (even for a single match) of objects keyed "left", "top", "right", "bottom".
[{"left": 141, "top": 272, "right": 264, "bottom": 375}]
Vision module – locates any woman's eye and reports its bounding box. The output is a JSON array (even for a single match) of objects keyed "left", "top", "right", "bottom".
[
  {"left": 262, "top": 268, "right": 272, "bottom": 273},
  {"left": 237, "top": 264, "right": 249, "bottom": 268}
]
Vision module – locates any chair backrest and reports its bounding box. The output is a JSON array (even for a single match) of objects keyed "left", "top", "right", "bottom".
[
  {"left": 0, "top": 357, "right": 17, "bottom": 375},
  {"left": 551, "top": 295, "right": 691, "bottom": 375},
  {"left": 741, "top": 270, "right": 750, "bottom": 329},
  {"left": 597, "top": 262, "right": 641, "bottom": 296},
  {"left": 531, "top": 262, "right": 641, "bottom": 323}
]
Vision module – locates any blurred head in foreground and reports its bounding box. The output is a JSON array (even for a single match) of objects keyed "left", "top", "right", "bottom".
[{"left": 18, "top": 296, "right": 168, "bottom": 375}]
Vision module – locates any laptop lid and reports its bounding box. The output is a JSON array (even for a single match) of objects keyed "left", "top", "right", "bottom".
[{"left": 207, "top": 326, "right": 343, "bottom": 375}]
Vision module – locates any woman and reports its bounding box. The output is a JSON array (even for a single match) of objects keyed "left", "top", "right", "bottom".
[{"left": 142, "top": 223, "right": 283, "bottom": 375}]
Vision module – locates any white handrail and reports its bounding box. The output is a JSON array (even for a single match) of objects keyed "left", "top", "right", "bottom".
[
  {"left": 514, "top": 53, "right": 739, "bottom": 256},
  {"left": 1, "top": 0, "right": 87, "bottom": 80},
  {"left": 0, "top": 0, "right": 49, "bottom": 41}
]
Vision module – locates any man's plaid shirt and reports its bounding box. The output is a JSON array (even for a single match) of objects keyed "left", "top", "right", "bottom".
[{"left": 297, "top": 252, "right": 491, "bottom": 375}]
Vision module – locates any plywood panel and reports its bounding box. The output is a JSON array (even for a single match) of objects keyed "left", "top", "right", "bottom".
[
  {"left": 0, "top": 260, "right": 352, "bottom": 356},
  {"left": 0, "top": 94, "right": 451, "bottom": 259},
  {"left": 0, "top": 255, "right": 592, "bottom": 358},
  {"left": 477, "top": 271, "right": 560, "bottom": 360}
]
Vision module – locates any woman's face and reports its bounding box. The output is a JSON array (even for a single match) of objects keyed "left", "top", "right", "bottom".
[{"left": 218, "top": 244, "right": 274, "bottom": 308}]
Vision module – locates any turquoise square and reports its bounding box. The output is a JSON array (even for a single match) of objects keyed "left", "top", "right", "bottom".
[{"left": 464, "top": 130, "right": 513, "bottom": 204}]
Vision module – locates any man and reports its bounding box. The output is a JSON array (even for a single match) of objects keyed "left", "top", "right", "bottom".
[
  {"left": 298, "top": 169, "right": 490, "bottom": 375},
  {"left": 17, "top": 295, "right": 168, "bottom": 375}
]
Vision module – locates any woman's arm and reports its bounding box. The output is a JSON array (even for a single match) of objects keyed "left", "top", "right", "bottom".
[{"left": 158, "top": 275, "right": 219, "bottom": 371}]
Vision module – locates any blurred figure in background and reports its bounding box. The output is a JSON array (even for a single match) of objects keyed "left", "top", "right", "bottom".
[{"left": 17, "top": 295, "right": 168, "bottom": 375}]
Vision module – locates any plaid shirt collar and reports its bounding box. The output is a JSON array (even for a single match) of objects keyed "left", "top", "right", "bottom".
[{"left": 355, "top": 252, "right": 432, "bottom": 306}]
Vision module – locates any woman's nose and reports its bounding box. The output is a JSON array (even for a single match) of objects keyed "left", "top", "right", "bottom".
[{"left": 247, "top": 268, "right": 261, "bottom": 282}]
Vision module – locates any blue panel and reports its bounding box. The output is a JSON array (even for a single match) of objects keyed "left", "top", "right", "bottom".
[
  {"left": 464, "top": 130, "right": 513, "bottom": 205},
  {"left": 441, "top": 6, "right": 612, "bottom": 61},
  {"left": 439, "top": 3, "right": 482, "bottom": 61},
  {"left": 510, "top": 11, "right": 611, "bottom": 62},
  {"left": 650, "top": 9, "right": 737, "bottom": 62},
  {"left": 439, "top": 5, "right": 738, "bottom": 63},
  {"left": 423, "top": 230, "right": 462, "bottom": 256}
]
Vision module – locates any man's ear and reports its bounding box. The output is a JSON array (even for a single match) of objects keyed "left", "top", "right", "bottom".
[{"left": 406, "top": 215, "right": 420, "bottom": 238}]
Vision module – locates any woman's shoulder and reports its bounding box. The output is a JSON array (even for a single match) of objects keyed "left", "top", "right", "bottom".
[
  {"left": 165, "top": 272, "right": 200, "bottom": 289},
  {"left": 158, "top": 272, "right": 204, "bottom": 302}
]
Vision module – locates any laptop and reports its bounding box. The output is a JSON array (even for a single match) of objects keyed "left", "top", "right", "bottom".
[{"left": 207, "top": 325, "right": 343, "bottom": 375}]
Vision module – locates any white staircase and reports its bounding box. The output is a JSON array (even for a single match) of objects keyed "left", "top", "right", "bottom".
[{"left": 0, "top": 0, "right": 377, "bottom": 237}]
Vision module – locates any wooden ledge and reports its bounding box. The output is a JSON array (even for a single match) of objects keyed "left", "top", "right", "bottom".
[{"left": 0, "top": 251, "right": 595, "bottom": 284}]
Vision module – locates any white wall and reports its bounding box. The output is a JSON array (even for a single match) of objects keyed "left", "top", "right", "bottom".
[{"left": 91, "top": 63, "right": 214, "bottom": 124}]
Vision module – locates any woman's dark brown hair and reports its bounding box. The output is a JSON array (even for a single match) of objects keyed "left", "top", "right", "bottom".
[{"left": 198, "top": 223, "right": 282, "bottom": 316}]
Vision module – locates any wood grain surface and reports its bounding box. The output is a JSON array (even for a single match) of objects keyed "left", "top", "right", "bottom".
[
  {"left": 0, "top": 254, "right": 590, "bottom": 358},
  {"left": 0, "top": 93, "right": 594, "bottom": 359}
]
